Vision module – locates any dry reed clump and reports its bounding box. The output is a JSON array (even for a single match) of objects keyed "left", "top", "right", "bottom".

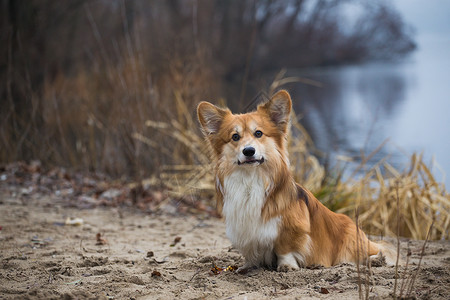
[
  {"left": 338, "top": 153, "right": 449, "bottom": 240},
  {"left": 134, "top": 95, "right": 216, "bottom": 201}
]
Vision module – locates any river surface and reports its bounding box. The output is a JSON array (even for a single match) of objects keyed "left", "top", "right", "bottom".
[{"left": 288, "top": 34, "right": 450, "bottom": 186}]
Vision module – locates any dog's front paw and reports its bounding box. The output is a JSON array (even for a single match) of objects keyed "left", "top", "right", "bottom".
[
  {"left": 236, "top": 263, "right": 257, "bottom": 275},
  {"left": 277, "top": 252, "right": 301, "bottom": 272},
  {"left": 277, "top": 264, "right": 299, "bottom": 272}
]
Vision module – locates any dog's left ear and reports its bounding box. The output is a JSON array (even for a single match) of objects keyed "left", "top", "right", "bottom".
[{"left": 258, "top": 90, "right": 292, "bottom": 133}]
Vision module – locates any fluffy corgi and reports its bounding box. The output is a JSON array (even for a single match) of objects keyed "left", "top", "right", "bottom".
[{"left": 197, "top": 90, "right": 396, "bottom": 271}]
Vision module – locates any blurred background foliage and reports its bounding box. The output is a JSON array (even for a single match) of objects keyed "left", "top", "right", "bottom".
[{"left": 1, "top": 0, "right": 415, "bottom": 177}]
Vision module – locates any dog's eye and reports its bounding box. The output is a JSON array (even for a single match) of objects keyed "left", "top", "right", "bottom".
[
  {"left": 232, "top": 133, "right": 240, "bottom": 141},
  {"left": 254, "top": 130, "right": 263, "bottom": 138}
]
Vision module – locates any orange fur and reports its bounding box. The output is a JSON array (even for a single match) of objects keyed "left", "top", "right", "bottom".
[{"left": 197, "top": 90, "right": 395, "bottom": 270}]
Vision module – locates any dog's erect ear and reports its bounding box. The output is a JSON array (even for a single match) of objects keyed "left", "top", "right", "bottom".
[
  {"left": 258, "top": 90, "right": 292, "bottom": 132},
  {"left": 197, "top": 102, "right": 229, "bottom": 135}
]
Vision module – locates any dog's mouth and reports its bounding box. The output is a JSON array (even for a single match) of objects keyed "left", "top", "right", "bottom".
[{"left": 237, "top": 157, "right": 265, "bottom": 165}]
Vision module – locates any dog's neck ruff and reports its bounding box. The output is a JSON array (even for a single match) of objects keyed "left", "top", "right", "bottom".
[{"left": 221, "top": 168, "right": 279, "bottom": 266}]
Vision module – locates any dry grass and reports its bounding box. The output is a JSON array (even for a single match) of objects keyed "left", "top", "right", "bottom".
[
  {"left": 338, "top": 153, "right": 449, "bottom": 240},
  {"left": 18, "top": 47, "right": 219, "bottom": 179}
]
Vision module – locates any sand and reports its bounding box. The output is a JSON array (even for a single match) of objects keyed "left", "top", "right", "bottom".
[{"left": 0, "top": 165, "right": 449, "bottom": 299}]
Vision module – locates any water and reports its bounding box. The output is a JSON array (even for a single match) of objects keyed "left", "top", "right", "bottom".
[{"left": 289, "top": 35, "right": 450, "bottom": 186}]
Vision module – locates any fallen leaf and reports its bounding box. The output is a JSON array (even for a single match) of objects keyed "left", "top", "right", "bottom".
[
  {"left": 224, "top": 265, "right": 238, "bottom": 272},
  {"left": 210, "top": 264, "right": 237, "bottom": 275},
  {"left": 210, "top": 264, "right": 223, "bottom": 275},
  {"left": 96, "top": 233, "right": 107, "bottom": 245},
  {"left": 170, "top": 236, "right": 182, "bottom": 247}
]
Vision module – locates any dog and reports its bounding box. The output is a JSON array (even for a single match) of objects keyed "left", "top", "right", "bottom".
[{"left": 197, "top": 90, "right": 396, "bottom": 272}]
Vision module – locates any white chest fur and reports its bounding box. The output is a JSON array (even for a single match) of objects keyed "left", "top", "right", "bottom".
[{"left": 222, "top": 169, "right": 279, "bottom": 266}]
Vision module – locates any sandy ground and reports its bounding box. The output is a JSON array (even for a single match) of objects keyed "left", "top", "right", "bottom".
[{"left": 0, "top": 172, "right": 449, "bottom": 299}]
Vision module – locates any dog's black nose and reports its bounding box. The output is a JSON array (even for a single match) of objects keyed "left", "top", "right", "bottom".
[{"left": 242, "top": 147, "right": 256, "bottom": 157}]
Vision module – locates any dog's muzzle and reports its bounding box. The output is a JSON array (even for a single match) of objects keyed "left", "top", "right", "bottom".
[{"left": 238, "top": 157, "right": 265, "bottom": 165}]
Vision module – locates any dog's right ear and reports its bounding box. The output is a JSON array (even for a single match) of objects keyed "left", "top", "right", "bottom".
[
  {"left": 257, "top": 90, "right": 292, "bottom": 133},
  {"left": 197, "top": 102, "right": 229, "bottom": 135}
]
